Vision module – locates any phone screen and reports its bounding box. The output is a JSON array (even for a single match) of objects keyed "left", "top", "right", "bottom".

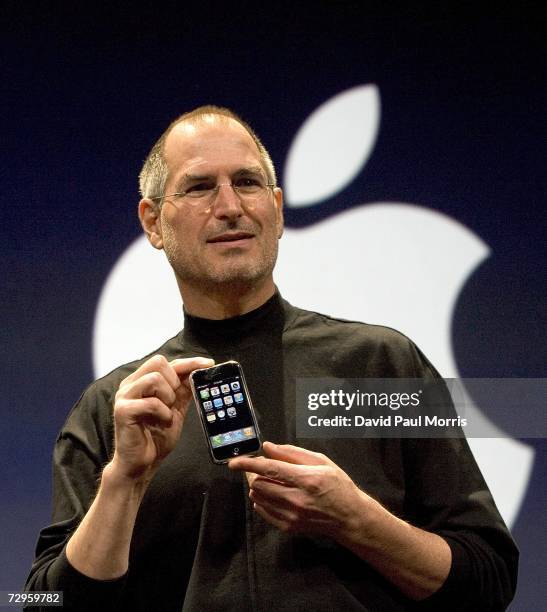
[{"left": 191, "top": 361, "right": 261, "bottom": 463}]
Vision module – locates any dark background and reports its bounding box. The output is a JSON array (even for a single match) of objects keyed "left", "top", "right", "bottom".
[{"left": 2, "top": 2, "right": 545, "bottom": 608}]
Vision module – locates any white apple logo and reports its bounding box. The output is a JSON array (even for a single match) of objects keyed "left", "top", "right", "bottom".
[{"left": 93, "top": 85, "right": 533, "bottom": 527}]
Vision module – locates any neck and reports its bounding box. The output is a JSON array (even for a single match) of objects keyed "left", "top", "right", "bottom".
[{"left": 178, "top": 277, "right": 276, "bottom": 320}]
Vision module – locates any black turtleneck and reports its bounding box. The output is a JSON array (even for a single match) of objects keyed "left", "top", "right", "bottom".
[
  {"left": 181, "top": 290, "right": 289, "bottom": 352},
  {"left": 26, "top": 294, "right": 518, "bottom": 611}
]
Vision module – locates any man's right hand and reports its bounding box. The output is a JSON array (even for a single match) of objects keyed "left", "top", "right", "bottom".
[
  {"left": 66, "top": 355, "right": 213, "bottom": 580},
  {"left": 109, "top": 355, "right": 214, "bottom": 482}
]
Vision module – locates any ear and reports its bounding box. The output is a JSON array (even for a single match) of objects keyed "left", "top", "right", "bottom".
[
  {"left": 138, "top": 199, "right": 164, "bottom": 249},
  {"left": 273, "top": 188, "right": 284, "bottom": 239}
]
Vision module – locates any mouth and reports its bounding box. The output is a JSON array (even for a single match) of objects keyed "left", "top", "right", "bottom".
[{"left": 207, "top": 231, "right": 255, "bottom": 244}]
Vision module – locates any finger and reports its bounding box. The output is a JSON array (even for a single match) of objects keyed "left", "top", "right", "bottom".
[
  {"left": 171, "top": 384, "right": 193, "bottom": 418},
  {"left": 116, "top": 396, "right": 175, "bottom": 427},
  {"left": 253, "top": 502, "right": 292, "bottom": 532},
  {"left": 249, "top": 482, "right": 301, "bottom": 512},
  {"left": 118, "top": 371, "right": 177, "bottom": 405},
  {"left": 244, "top": 471, "right": 258, "bottom": 488},
  {"left": 121, "top": 354, "right": 179, "bottom": 389},
  {"left": 252, "top": 496, "right": 296, "bottom": 523},
  {"left": 250, "top": 483, "right": 334, "bottom": 525},
  {"left": 262, "top": 441, "right": 335, "bottom": 467},
  {"left": 253, "top": 491, "right": 334, "bottom": 537},
  {"left": 229, "top": 455, "right": 305, "bottom": 485},
  {"left": 121, "top": 355, "right": 213, "bottom": 394}
]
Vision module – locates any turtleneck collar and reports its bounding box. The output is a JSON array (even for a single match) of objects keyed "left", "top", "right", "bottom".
[{"left": 180, "top": 290, "right": 288, "bottom": 352}]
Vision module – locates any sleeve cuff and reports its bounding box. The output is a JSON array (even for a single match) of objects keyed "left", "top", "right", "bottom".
[
  {"left": 415, "top": 535, "right": 474, "bottom": 611},
  {"left": 44, "top": 548, "right": 127, "bottom": 611}
]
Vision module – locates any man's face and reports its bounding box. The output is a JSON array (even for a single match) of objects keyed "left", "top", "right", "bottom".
[{"left": 152, "top": 117, "right": 283, "bottom": 293}]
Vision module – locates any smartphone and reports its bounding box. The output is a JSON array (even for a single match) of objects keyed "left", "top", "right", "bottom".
[{"left": 190, "top": 360, "right": 262, "bottom": 464}]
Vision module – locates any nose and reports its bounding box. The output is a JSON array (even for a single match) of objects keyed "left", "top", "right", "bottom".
[{"left": 211, "top": 183, "right": 244, "bottom": 220}]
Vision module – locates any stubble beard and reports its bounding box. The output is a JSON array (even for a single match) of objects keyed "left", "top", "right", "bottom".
[{"left": 163, "top": 230, "right": 279, "bottom": 298}]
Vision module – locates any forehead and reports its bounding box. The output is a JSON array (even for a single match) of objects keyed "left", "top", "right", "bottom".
[{"left": 163, "top": 117, "right": 263, "bottom": 180}]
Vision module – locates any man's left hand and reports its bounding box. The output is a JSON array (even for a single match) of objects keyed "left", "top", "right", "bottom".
[{"left": 229, "top": 441, "right": 366, "bottom": 540}]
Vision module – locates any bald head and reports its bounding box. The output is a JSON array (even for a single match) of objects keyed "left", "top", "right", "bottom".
[{"left": 139, "top": 106, "right": 277, "bottom": 204}]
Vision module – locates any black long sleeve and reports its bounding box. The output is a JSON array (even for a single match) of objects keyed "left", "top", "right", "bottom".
[{"left": 26, "top": 294, "right": 518, "bottom": 610}]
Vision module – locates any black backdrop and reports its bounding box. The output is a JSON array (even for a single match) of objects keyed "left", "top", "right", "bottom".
[{"left": 2, "top": 3, "right": 546, "bottom": 608}]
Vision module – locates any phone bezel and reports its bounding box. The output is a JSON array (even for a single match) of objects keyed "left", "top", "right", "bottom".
[{"left": 190, "top": 360, "right": 262, "bottom": 464}]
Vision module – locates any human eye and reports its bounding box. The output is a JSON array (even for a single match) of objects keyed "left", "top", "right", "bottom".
[
  {"left": 185, "top": 181, "right": 215, "bottom": 198},
  {"left": 234, "top": 175, "right": 263, "bottom": 193}
]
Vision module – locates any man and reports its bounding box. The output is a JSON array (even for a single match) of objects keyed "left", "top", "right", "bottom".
[{"left": 26, "top": 107, "right": 518, "bottom": 610}]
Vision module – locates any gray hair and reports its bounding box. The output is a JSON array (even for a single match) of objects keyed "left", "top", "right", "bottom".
[{"left": 138, "top": 105, "right": 277, "bottom": 204}]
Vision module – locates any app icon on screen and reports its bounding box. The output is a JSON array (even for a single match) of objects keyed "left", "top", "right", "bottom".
[
  {"left": 200, "top": 389, "right": 210, "bottom": 399},
  {"left": 213, "top": 398, "right": 224, "bottom": 408},
  {"left": 206, "top": 413, "right": 216, "bottom": 422},
  {"left": 227, "top": 407, "right": 237, "bottom": 417},
  {"left": 203, "top": 400, "right": 213, "bottom": 411},
  {"left": 224, "top": 395, "right": 233, "bottom": 405},
  {"left": 231, "top": 381, "right": 240, "bottom": 391},
  {"left": 210, "top": 387, "right": 220, "bottom": 396},
  {"left": 220, "top": 384, "right": 230, "bottom": 394},
  {"left": 217, "top": 410, "right": 226, "bottom": 418},
  {"left": 234, "top": 392, "right": 244, "bottom": 403}
]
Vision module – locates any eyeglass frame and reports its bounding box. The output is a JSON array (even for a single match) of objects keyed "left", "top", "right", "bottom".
[{"left": 149, "top": 180, "right": 277, "bottom": 209}]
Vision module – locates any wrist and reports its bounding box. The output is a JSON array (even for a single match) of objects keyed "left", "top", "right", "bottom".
[
  {"left": 101, "top": 460, "right": 155, "bottom": 502},
  {"left": 335, "top": 489, "right": 385, "bottom": 550}
]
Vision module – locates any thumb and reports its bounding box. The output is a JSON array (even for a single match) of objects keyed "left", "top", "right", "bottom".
[{"left": 170, "top": 357, "right": 215, "bottom": 381}]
